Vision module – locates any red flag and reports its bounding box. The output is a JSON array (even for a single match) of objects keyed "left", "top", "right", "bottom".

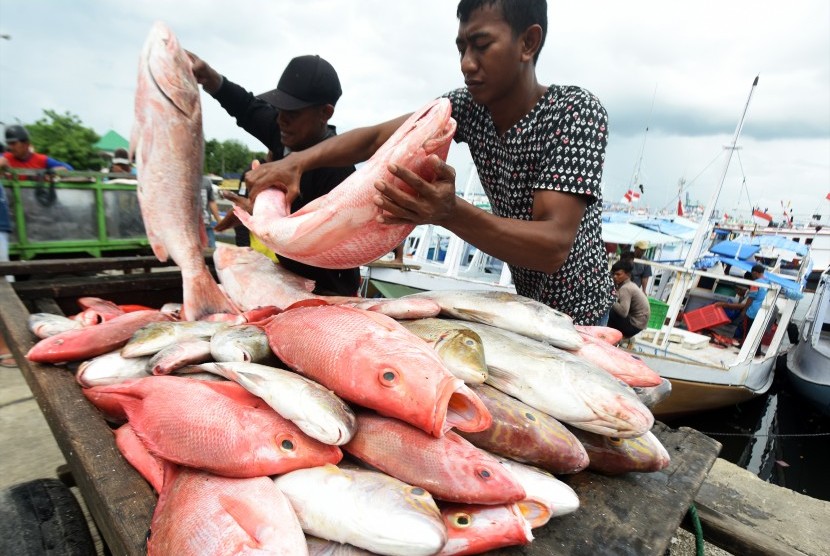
[
  {"left": 752, "top": 209, "right": 772, "bottom": 227},
  {"left": 677, "top": 199, "right": 684, "bottom": 217},
  {"left": 621, "top": 190, "right": 633, "bottom": 204}
]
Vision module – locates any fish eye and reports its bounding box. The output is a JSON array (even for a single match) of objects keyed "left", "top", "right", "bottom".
[
  {"left": 476, "top": 468, "right": 492, "bottom": 480},
  {"left": 451, "top": 512, "right": 472, "bottom": 528},
  {"left": 463, "top": 338, "right": 476, "bottom": 347},
  {"left": 609, "top": 437, "right": 623, "bottom": 446},
  {"left": 524, "top": 412, "right": 536, "bottom": 422},
  {"left": 410, "top": 487, "right": 426, "bottom": 496},
  {"left": 379, "top": 368, "right": 399, "bottom": 387},
  {"left": 277, "top": 436, "right": 296, "bottom": 452}
]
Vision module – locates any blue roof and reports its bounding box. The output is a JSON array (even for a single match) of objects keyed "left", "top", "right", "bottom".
[
  {"left": 750, "top": 235, "right": 810, "bottom": 257},
  {"left": 634, "top": 219, "right": 698, "bottom": 240},
  {"left": 708, "top": 240, "right": 761, "bottom": 259}
]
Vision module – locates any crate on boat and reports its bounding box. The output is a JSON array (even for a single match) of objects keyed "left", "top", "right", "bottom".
[
  {"left": 647, "top": 297, "right": 670, "bottom": 329},
  {"left": 682, "top": 305, "right": 730, "bottom": 332}
]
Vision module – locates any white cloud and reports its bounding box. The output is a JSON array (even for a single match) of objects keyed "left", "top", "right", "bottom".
[{"left": 1, "top": 0, "right": 828, "bottom": 220}]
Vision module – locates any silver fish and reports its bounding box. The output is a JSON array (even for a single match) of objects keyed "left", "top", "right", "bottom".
[
  {"left": 275, "top": 464, "right": 447, "bottom": 556},
  {"left": 210, "top": 324, "right": 273, "bottom": 363},
  {"left": 188, "top": 362, "right": 356, "bottom": 445},
  {"left": 406, "top": 290, "right": 584, "bottom": 350},
  {"left": 121, "top": 321, "right": 229, "bottom": 357},
  {"left": 456, "top": 320, "right": 654, "bottom": 438},
  {"left": 76, "top": 350, "right": 151, "bottom": 387},
  {"left": 400, "top": 318, "right": 487, "bottom": 384},
  {"left": 28, "top": 313, "right": 84, "bottom": 339}
]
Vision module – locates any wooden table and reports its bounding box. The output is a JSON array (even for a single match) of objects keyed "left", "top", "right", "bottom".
[{"left": 0, "top": 259, "right": 722, "bottom": 555}]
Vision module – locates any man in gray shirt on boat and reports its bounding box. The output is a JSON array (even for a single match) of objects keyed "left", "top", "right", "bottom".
[{"left": 609, "top": 260, "right": 651, "bottom": 338}]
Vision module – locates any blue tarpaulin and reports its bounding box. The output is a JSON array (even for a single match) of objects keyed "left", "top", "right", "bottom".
[
  {"left": 715, "top": 256, "right": 804, "bottom": 299},
  {"left": 708, "top": 240, "right": 761, "bottom": 260}
]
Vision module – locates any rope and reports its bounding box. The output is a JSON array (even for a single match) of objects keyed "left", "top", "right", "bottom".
[
  {"left": 697, "top": 431, "right": 830, "bottom": 438},
  {"left": 688, "top": 504, "right": 705, "bottom": 556}
]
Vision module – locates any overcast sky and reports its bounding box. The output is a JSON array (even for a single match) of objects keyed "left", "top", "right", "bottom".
[{"left": 2, "top": 0, "right": 828, "bottom": 221}]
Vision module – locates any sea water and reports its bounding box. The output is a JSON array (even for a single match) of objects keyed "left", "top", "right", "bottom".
[{"left": 664, "top": 359, "right": 830, "bottom": 502}]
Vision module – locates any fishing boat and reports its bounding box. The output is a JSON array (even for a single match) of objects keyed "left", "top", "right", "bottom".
[
  {"left": 627, "top": 76, "right": 811, "bottom": 418},
  {"left": 786, "top": 267, "right": 830, "bottom": 416}
]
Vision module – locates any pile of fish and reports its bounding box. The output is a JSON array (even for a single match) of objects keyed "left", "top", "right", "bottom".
[
  {"left": 21, "top": 21, "right": 673, "bottom": 555},
  {"left": 25, "top": 250, "right": 672, "bottom": 555}
]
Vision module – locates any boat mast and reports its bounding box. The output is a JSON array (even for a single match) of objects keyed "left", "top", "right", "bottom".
[{"left": 682, "top": 75, "right": 760, "bottom": 270}]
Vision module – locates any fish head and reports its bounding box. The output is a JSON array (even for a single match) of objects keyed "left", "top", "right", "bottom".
[
  {"left": 440, "top": 503, "right": 532, "bottom": 554},
  {"left": 435, "top": 328, "right": 488, "bottom": 384},
  {"left": 350, "top": 340, "right": 490, "bottom": 437},
  {"left": 142, "top": 21, "right": 200, "bottom": 120}
]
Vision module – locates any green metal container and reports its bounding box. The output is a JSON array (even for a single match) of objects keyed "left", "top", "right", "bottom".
[{"left": 2, "top": 170, "right": 150, "bottom": 260}]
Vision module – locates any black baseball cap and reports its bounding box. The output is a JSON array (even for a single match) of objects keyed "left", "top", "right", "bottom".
[
  {"left": 257, "top": 55, "right": 342, "bottom": 111},
  {"left": 5, "top": 125, "right": 30, "bottom": 143}
]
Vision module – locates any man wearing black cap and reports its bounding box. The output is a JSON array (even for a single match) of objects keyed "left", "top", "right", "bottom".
[
  {"left": 1, "top": 125, "right": 74, "bottom": 172},
  {"left": 188, "top": 52, "right": 360, "bottom": 296}
]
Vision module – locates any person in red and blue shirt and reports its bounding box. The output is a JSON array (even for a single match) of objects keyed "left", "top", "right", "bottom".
[{"left": 0, "top": 125, "right": 74, "bottom": 171}]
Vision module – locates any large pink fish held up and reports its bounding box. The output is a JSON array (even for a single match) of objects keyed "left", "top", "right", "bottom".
[
  {"left": 264, "top": 305, "right": 491, "bottom": 437},
  {"left": 132, "top": 22, "right": 236, "bottom": 321},
  {"left": 235, "top": 98, "right": 457, "bottom": 269}
]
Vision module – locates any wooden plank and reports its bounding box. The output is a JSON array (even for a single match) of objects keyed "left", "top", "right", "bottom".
[
  {"left": 0, "top": 280, "right": 155, "bottom": 556},
  {"left": 11, "top": 272, "right": 185, "bottom": 303},
  {"left": 0, "top": 252, "right": 213, "bottom": 277}
]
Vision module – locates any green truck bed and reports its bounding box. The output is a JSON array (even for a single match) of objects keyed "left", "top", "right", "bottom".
[{"left": 2, "top": 170, "right": 150, "bottom": 260}]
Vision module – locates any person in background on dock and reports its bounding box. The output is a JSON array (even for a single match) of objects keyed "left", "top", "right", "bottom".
[
  {"left": 715, "top": 263, "right": 767, "bottom": 345},
  {"left": 0, "top": 125, "right": 74, "bottom": 172},
  {"left": 109, "top": 148, "right": 134, "bottom": 175},
  {"left": 188, "top": 52, "right": 361, "bottom": 296},
  {"left": 201, "top": 176, "right": 221, "bottom": 249},
  {"left": 243, "top": 0, "right": 615, "bottom": 325},
  {"left": 629, "top": 240, "right": 652, "bottom": 293},
  {"left": 608, "top": 260, "right": 650, "bottom": 339}
]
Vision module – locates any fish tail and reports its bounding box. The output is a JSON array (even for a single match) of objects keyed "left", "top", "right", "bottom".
[{"left": 182, "top": 268, "right": 238, "bottom": 321}]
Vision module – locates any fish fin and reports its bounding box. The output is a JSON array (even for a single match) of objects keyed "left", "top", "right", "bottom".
[
  {"left": 181, "top": 268, "right": 238, "bottom": 321},
  {"left": 219, "top": 492, "right": 282, "bottom": 544},
  {"left": 451, "top": 308, "right": 497, "bottom": 325},
  {"left": 115, "top": 424, "right": 165, "bottom": 492},
  {"left": 517, "top": 500, "right": 553, "bottom": 529},
  {"left": 284, "top": 299, "right": 330, "bottom": 311},
  {"left": 233, "top": 205, "right": 256, "bottom": 230}
]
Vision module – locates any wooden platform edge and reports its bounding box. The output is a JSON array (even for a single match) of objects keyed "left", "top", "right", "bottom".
[
  {"left": 684, "top": 501, "right": 809, "bottom": 556},
  {"left": 0, "top": 279, "right": 155, "bottom": 556}
]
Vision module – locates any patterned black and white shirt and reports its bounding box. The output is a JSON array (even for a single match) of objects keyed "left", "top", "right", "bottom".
[{"left": 444, "top": 85, "right": 615, "bottom": 325}]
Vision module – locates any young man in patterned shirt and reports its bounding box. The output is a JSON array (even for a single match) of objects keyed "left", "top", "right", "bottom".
[{"left": 246, "top": 0, "right": 615, "bottom": 325}]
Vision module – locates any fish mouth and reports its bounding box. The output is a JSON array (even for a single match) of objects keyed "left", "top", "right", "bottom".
[{"left": 435, "top": 379, "right": 492, "bottom": 437}]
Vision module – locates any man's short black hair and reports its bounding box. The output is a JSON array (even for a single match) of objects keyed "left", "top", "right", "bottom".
[
  {"left": 612, "top": 260, "right": 633, "bottom": 274},
  {"left": 751, "top": 263, "right": 765, "bottom": 274},
  {"left": 457, "top": 0, "right": 547, "bottom": 63}
]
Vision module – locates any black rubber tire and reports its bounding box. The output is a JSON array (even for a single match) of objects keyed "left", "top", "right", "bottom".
[{"left": 0, "top": 478, "right": 96, "bottom": 556}]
